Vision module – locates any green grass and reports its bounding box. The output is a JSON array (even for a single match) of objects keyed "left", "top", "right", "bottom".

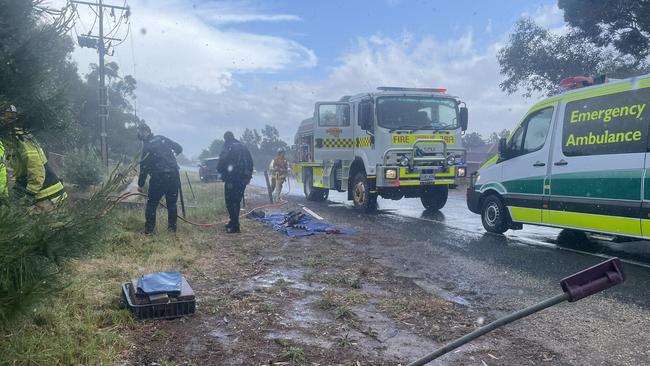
[
  {"left": 334, "top": 305, "right": 355, "bottom": 320},
  {"left": 279, "top": 346, "right": 305, "bottom": 364},
  {"left": 0, "top": 177, "right": 227, "bottom": 365}
]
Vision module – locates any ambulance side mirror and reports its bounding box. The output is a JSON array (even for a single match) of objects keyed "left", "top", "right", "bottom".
[
  {"left": 459, "top": 106, "right": 468, "bottom": 131},
  {"left": 498, "top": 137, "right": 509, "bottom": 160}
]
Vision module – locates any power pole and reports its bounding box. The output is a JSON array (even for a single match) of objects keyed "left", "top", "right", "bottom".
[
  {"left": 70, "top": 0, "right": 130, "bottom": 170},
  {"left": 98, "top": 0, "right": 107, "bottom": 170}
]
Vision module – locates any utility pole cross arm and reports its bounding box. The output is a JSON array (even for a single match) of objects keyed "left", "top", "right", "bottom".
[{"left": 70, "top": 0, "right": 129, "bottom": 11}]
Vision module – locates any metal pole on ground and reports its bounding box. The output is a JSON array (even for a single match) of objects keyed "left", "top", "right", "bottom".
[{"left": 407, "top": 258, "right": 625, "bottom": 366}]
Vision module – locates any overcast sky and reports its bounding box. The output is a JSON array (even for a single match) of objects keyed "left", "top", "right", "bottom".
[{"left": 58, "top": 0, "right": 564, "bottom": 158}]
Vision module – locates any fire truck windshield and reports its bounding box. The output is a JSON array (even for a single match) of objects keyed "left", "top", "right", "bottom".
[{"left": 376, "top": 96, "right": 459, "bottom": 131}]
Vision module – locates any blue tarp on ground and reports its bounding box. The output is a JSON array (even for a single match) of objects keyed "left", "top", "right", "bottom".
[
  {"left": 256, "top": 213, "right": 355, "bottom": 237},
  {"left": 136, "top": 271, "right": 183, "bottom": 296}
]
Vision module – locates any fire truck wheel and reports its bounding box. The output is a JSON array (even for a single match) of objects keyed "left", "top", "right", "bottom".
[
  {"left": 352, "top": 172, "right": 377, "bottom": 212},
  {"left": 304, "top": 171, "right": 328, "bottom": 201},
  {"left": 420, "top": 185, "right": 448, "bottom": 211},
  {"left": 481, "top": 194, "right": 509, "bottom": 234}
]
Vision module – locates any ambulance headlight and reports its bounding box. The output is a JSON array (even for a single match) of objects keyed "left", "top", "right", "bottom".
[
  {"left": 385, "top": 168, "right": 398, "bottom": 179},
  {"left": 399, "top": 156, "right": 410, "bottom": 167},
  {"left": 457, "top": 166, "right": 466, "bottom": 177}
]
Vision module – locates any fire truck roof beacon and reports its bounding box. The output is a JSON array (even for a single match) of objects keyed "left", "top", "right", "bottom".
[{"left": 377, "top": 87, "right": 447, "bottom": 93}]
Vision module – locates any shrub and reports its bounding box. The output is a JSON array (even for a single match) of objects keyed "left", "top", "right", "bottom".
[
  {"left": 63, "top": 146, "right": 103, "bottom": 189},
  {"left": 0, "top": 162, "right": 135, "bottom": 324}
]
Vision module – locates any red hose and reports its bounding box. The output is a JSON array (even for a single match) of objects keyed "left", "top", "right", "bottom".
[{"left": 105, "top": 177, "right": 292, "bottom": 228}]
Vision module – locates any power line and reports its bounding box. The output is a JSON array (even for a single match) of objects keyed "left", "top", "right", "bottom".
[{"left": 69, "top": 0, "right": 131, "bottom": 170}]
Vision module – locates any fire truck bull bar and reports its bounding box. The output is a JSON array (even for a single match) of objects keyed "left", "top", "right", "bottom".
[{"left": 382, "top": 139, "right": 448, "bottom": 169}]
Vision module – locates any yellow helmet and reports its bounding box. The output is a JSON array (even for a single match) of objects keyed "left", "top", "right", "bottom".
[{"left": 1, "top": 105, "right": 17, "bottom": 125}]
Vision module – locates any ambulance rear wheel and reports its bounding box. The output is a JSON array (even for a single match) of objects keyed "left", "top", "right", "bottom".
[
  {"left": 304, "top": 171, "right": 328, "bottom": 201},
  {"left": 420, "top": 185, "right": 448, "bottom": 211},
  {"left": 481, "top": 195, "right": 509, "bottom": 234},
  {"left": 352, "top": 172, "right": 377, "bottom": 212}
]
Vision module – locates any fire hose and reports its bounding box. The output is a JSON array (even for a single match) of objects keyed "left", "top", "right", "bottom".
[{"left": 104, "top": 176, "right": 292, "bottom": 228}]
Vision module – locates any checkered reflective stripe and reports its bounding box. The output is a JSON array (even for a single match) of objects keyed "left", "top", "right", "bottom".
[
  {"left": 323, "top": 138, "right": 355, "bottom": 148},
  {"left": 356, "top": 136, "right": 372, "bottom": 148}
]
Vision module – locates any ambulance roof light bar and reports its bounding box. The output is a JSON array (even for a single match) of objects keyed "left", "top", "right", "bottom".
[
  {"left": 558, "top": 74, "right": 609, "bottom": 91},
  {"left": 377, "top": 86, "right": 447, "bottom": 93},
  {"left": 559, "top": 76, "right": 594, "bottom": 91}
]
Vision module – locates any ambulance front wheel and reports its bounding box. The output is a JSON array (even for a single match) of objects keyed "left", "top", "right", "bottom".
[
  {"left": 420, "top": 185, "right": 448, "bottom": 211},
  {"left": 481, "top": 195, "right": 509, "bottom": 234},
  {"left": 304, "top": 171, "right": 328, "bottom": 201}
]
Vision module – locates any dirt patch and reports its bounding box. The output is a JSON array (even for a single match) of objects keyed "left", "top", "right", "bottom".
[{"left": 122, "top": 199, "right": 565, "bottom": 365}]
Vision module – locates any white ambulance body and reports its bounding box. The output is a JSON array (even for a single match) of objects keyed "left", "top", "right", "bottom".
[{"left": 467, "top": 75, "right": 650, "bottom": 240}]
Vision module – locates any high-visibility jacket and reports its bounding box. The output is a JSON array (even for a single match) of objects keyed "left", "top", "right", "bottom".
[
  {"left": 0, "top": 141, "right": 7, "bottom": 198},
  {"left": 9, "top": 129, "right": 66, "bottom": 203},
  {"left": 271, "top": 156, "right": 288, "bottom": 181}
]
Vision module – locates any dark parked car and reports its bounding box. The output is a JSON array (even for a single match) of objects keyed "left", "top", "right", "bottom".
[{"left": 198, "top": 157, "right": 220, "bottom": 182}]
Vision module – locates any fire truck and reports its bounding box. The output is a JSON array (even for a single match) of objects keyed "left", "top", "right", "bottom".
[{"left": 292, "top": 87, "right": 469, "bottom": 212}]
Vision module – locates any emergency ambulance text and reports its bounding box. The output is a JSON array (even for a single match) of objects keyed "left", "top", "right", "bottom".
[{"left": 570, "top": 103, "right": 646, "bottom": 124}]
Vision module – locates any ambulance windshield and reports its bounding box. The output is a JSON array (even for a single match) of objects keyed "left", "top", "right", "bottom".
[{"left": 376, "top": 97, "right": 459, "bottom": 131}]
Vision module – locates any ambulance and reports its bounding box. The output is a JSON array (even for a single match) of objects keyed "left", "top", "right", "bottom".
[
  {"left": 467, "top": 74, "right": 650, "bottom": 240},
  {"left": 293, "top": 87, "right": 468, "bottom": 212}
]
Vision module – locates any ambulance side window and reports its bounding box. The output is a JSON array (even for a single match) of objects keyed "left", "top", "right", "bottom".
[
  {"left": 522, "top": 107, "right": 553, "bottom": 153},
  {"left": 507, "top": 107, "right": 553, "bottom": 158}
]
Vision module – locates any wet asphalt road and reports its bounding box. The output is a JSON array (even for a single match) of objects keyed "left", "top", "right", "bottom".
[{"left": 252, "top": 176, "right": 650, "bottom": 365}]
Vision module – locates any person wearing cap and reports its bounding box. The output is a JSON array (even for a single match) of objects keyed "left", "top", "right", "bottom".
[
  {"left": 217, "top": 131, "right": 254, "bottom": 233},
  {"left": 1, "top": 105, "right": 66, "bottom": 209},
  {"left": 136, "top": 124, "right": 183, "bottom": 234},
  {"left": 269, "top": 147, "right": 289, "bottom": 202}
]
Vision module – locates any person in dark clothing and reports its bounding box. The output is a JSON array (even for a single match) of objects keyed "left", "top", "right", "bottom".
[
  {"left": 217, "top": 131, "right": 254, "bottom": 233},
  {"left": 137, "top": 124, "right": 183, "bottom": 234}
]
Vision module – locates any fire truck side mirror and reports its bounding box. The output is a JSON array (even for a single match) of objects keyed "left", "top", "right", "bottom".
[{"left": 459, "top": 106, "right": 468, "bottom": 131}]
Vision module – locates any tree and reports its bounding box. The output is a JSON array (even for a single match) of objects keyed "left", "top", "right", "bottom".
[
  {"left": 487, "top": 132, "right": 499, "bottom": 144},
  {"left": 498, "top": 129, "right": 511, "bottom": 139},
  {"left": 559, "top": 0, "right": 650, "bottom": 60},
  {"left": 0, "top": 0, "right": 79, "bottom": 146},
  {"left": 198, "top": 138, "right": 225, "bottom": 161},
  {"left": 462, "top": 132, "right": 486, "bottom": 150},
  {"left": 498, "top": 2, "right": 648, "bottom": 97},
  {"left": 199, "top": 125, "right": 290, "bottom": 170},
  {"left": 76, "top": 62, "right": 142, "bottom": 159}
]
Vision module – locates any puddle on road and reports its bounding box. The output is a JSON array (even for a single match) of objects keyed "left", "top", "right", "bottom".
[{"left": 232, "top": 267, "right": 323, "bottom": 295}]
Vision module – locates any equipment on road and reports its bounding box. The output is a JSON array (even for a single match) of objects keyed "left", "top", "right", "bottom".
[
  {"left": 467, "top": 73, "right": 650, "bottom": 241},
  {"left": 292, "top": 87, "right": 468, "bottom": 212},
  {"left": 408, "top": 258, "right": 625, "bottom": 366},
  {"left": 254, "top": 210, "right": 354, "bottom": 237}
]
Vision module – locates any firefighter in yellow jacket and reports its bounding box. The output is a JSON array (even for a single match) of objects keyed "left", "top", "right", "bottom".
[{"left": 1, "top": 105, "right": 66, "bottom": 208}]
